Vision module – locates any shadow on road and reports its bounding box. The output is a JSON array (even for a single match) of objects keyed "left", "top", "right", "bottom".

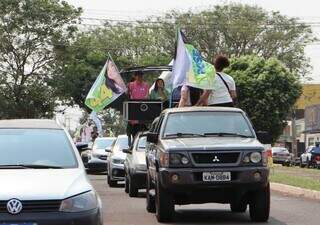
[{"left": 172, "top": 209, "right": 287, "bottom": 225}]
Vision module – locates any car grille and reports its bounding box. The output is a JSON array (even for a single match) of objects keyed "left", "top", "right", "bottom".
[
  {"left": 0, "top": 200, "right": 61, "bottom": 213},
  {"left": 191, "top": 152, "right": 240, "bottom": 164},
  {"left": 98, "top": 155, "right": 107, "bottom": 160}
]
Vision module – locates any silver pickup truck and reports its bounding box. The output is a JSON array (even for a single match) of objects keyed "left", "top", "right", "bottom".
[{"left": 145, "top": 107, "right": 271, "bottom": 222}]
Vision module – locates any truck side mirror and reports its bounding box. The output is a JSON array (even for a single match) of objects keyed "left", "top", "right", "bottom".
[
  {"left": 256, "top": 131, "right": 272, "bottom": 144},
  {"left": 122, "top": 148, "right": 132, "bottom": 154},
  {"left": 147, "top": 133, "right": 159, "bottom": 144}
]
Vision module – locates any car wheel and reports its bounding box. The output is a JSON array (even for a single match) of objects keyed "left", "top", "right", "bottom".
[
  {"left": 146, "top": 172, "right": 156, "bottom": 213},
  {"left": 249, "top": 183, "right": 270, "bottom": 222},
  {"left": 107, "top": 175, "right": 117, "bottom": 187},
  {"left": 155, "top": 175, "right": 174, "bottom": 222},
  {"left": 125, "top": 173, "right": 129, "bottom": 193},
  {"left": 230, "top": 201, "right": 247, "bottom": 213},
  {"left": 300, "top": 159, "right": 305, "bottom": 168},
  {"left": 128, "top": 174, "right": 138, "bottom": 197}
]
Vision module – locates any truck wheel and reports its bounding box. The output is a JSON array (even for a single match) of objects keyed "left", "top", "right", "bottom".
[
  {"left": 249, "top": 183, "right": 270, "bottom": 222},
  {"left": 107, "top": 175, "right": 117, "bottom": 187},
  {"left": 125, "top": 174, "right": 129, "bottom": 193},
  {"left": 155, "top": 177, "right": 174, "bottom": 222},
  {"left": 129, "top": 174, "right": 138, "bottom": 197},
  {"left": 146, "top": 172, "right": 156, "bottom": 213},
  {"left": 230, "top": 201, "right": 247, "bottom": 213}
]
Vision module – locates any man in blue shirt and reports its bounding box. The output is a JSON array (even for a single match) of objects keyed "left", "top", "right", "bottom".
[{"left": 312, "top": 143, "right": 320, "bottom": 154}]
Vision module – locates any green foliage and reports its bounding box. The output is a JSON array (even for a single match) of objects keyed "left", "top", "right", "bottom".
[
  {"left": 225, "top": 55, "right": 302, "bottom": 142},
  {"left": 0, "top": 0, "right": 81, "bottom": 118}
]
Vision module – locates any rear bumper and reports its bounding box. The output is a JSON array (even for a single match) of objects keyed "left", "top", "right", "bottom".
[
  {"left": 0, "top": 208, "right": 102, "bottom": 225},
  {"left": 157, "top": 166, "right": 269, "bottom": 204}
]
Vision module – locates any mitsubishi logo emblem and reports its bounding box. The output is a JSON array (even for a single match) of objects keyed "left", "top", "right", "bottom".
[
  {"left": 212, "top": 156, "right": 220, "bottom": 162},
  {"left": 7, "top": 199, "right": 23, "bottom": 215}
]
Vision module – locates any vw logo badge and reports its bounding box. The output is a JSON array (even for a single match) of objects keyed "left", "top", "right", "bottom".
[
  {"left": 7, "top": 199, "right": 23, "bottom": 215},
  {"left": 212, "top": 156, "right": 220, "bottom": 162},
  {"left": 140, "top": 103, "right": 148, "bottom": 112}
]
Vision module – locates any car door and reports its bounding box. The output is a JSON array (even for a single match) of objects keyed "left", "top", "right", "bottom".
[{"left": 148, "top": 115, "right": 164, "bottom": 179}]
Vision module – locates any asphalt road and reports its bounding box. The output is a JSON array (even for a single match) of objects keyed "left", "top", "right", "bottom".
[{"left": 90, "top": 174, "right": 320, "bottom": 225}]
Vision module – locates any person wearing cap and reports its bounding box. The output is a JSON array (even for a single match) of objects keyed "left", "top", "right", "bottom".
[{"left": 126, "top": 71, "right": 149, "bottom": 146}]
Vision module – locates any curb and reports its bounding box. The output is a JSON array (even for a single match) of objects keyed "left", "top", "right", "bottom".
[{"left": 271, "top": 182, "right": 320, "bottom": 201}]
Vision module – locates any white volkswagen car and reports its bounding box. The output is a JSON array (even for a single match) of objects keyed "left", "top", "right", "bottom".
[{"left": 0, "top": 119, "right": 103, "bottom": 225}]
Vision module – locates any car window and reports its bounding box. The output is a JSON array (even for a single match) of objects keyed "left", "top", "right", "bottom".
[
  {"left": 136, "top": 136, "right": 147, "bottom": 151},
  {"left": 93, "top": 138, "right": 115, "bottom": 150},
  {"left": 0, "top": 129, "right": 77, "bottom": 168},
  {"left": 163, "top": 111, "right": 253, "bottom": 137},
  {"left": 113, "top": 136, "right": 129, "bottom": 152}
]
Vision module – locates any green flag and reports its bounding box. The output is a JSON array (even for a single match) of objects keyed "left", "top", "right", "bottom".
[{"left": 85, "top": 59, "right": 126, "bottom": 112}]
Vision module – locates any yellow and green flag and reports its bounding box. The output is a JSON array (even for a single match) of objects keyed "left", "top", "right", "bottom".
[{"left": 85, "top": 59, "right": 127, "bottom": 112}]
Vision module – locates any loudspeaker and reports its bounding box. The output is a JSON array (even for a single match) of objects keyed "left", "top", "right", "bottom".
[{"left": 123, "top": 101, "right": 163, "bottom": 121}]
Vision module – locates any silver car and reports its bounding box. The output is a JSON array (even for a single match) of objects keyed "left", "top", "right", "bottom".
[
  {"left": 0, "top": 119, "right": 103, "bottom": 225},
  {"left": 271, "top": 147, "right": 291, "bottom": 164},
  {"left": 82, "top": 137, "right": 116, "bottom": 172},
  {"left": 106, "top": 135, "right": 129, "bottom": 187}
]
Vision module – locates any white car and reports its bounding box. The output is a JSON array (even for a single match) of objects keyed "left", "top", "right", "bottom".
[
  {"left": 300, "top": 146, "right": 314, "bottom": 168},
  {"left": 106, "top": 135, "right": 129, "bottom": 187},
  {"left": 82, "top": 137, "right": 116, "bottom": 172},
  {"left": 0, "top": 119, "right": 103, "bottom": 225}
]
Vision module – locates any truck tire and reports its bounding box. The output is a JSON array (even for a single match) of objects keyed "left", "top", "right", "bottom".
[
  {"left": 146, "top": 172, "right": 156, "bottom": 213},
  {"left": 155, "top": 176, "right": 174, "bottom": 222},
  {"left": 129, "top": 174, "right": 138, "bottom": 197},
  {"left": 125, "top": 174, "right": 129, "bottom": 193},
  {"left": 107, "top": 175, "right": 117, "bottom": 187},
  {"left": 230, "top": 201, "right": 247, "bottom": 213},
  {"left": 249, "top": 183, "right": 270, "bottom": 222}
]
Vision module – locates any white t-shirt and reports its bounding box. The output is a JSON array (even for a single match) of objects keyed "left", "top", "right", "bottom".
[{"left": 207, "top": 72, "right": 236, "bottom": 105}]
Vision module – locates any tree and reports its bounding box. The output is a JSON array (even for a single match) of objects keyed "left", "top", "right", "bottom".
[
  {"left": 0, "top": 0, "right": 81, "bottom": 119},
  {"left": 153, "top": 4, "right": 315, "bottom": 75},
  {"left": 225, "top": 55, "right": 302, "bottom": 142}
]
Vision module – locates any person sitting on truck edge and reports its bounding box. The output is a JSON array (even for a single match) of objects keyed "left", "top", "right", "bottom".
[
  {"left": 126, "top": 71, "right": 149, "bottom": 146},
  {"left": 197, "top": 55, "right": 237, "bottom": 107},
  {"left": 150, "top": 78, "right": 169, "bottom": 101}
]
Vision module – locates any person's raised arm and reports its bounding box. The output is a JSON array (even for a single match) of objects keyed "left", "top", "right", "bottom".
[{"left": 178, "top": 87, "right": 189, "bottom": 107}]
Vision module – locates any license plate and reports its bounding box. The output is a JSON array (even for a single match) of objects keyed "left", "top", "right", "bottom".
[{"left": 203, "top": 172, "right": 231, "bottom": 182}]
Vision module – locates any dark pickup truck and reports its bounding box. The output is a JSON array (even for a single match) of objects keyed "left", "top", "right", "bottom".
[{"left": 145, "top": 107, "right": 271, "bottom": 222}]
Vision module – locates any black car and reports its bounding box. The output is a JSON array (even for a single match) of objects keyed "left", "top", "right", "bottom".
[
  {"left": 145, "top": 107, "right": 270, "bottom": 222},
  {"left": 124, "top": 132, "right": 148, "bottom": 197}
]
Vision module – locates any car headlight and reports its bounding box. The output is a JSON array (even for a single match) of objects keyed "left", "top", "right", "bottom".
[
  {"left": 60, "top": 191, "right": 98, "bottom": 212},
  {"left": 92, "top": 153, "right": 101, "bottom": 158},
  {"left": 169, "top": 153, "right": 190, "bottom": 166},
  {"left": 250, "top": 152, "right": 262, "bottom": 163},
  {"left": 112, "top": 158, "right": 124, "bottom": 164}
]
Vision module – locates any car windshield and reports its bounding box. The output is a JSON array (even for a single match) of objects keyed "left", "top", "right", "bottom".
[
  {"left": 272, "top": 147, "right": 288, "bottom": 153},
  {"left": 137, "top": 136, "right": 147, "bottom": 151},
  {"left": 163, "top": 111, "right": 254, "bottom": 138},
  {"left": 93, "top": 138, "right": 115, "bottom": 150},
  {"left": 114, "top": 136, "right": 129, "bottom": 151},
  {"left": 0, "top": 129, "right": 77, "bottom": 168}
]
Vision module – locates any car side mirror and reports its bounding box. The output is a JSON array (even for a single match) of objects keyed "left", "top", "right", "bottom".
[
  {"left": 105, "top": 148, "right": 111, "bottom": 153},
  {"left": 76, "top": 143, "right": 90, "bottom": 153},
  {"left": 147, "top": 133, "right": 159, "bottom": 144},
  {"left": 122, "top": 148, "right": 132, "bottom": 154},
  {"left": 256, "top": 131, "right": 272, "bottom": 144}
]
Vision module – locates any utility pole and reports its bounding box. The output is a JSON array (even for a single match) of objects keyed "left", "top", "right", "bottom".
[{"left": 292, "top": 110, "right": 298, "bottom": 157}]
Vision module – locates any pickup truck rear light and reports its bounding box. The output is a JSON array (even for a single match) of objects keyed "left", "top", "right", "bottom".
[{"left": 315, "top": 156, "right": 320, "bottom": 161}]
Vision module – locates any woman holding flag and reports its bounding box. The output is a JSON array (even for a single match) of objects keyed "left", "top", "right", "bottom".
[{"left": 197, "top": 55, "right": 237, "bottom": 107}]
